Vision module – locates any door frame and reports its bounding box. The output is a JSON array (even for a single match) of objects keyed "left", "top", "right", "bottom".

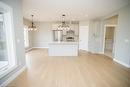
[
  {"left": 103, "top": 24, "right": 117, "bottom": 58},
  {"left": 0, "top": 1, "right": 17, "bottom": 79}
]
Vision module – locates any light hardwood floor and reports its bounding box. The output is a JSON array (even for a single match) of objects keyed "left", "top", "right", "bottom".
[{"left": 8, "top": 49, "right": 130, "bottom": 87}]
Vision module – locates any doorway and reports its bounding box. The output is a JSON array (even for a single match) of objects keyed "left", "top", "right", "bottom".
[
  {"left": 104, "top": 25, "right": 116, "bottom": 58},
  {"left": 79, "top": 26, "right": 89, "bottom": 51}
]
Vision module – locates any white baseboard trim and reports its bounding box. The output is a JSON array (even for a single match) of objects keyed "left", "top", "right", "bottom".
[
  {"left": 88, "top": 51, "right": 103, "bottom": 54},
  {"left": 98, "top": 52, "right": 104, "bottom": 54},
  {"left": 113, "top": 59, "right": 130, "bottom": 68},
  {"left": 86, "top": 51, "right": 95, "bottom": 54},
  {"left": 26, "top": 47, "right": 49, "bottom": 52},
  {"left": 0, "top": 66, "right": 26, "bottom": 87},
  {"left": 26, "top": 47, "right": 33, "bottom": 52}
]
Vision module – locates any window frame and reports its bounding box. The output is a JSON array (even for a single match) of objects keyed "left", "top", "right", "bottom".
[
  {"left": 0, "top": 1, "right": 17, "bottom": 79},
  {"left": 24, "top": 25, "right": 29, "bottom": 48}
]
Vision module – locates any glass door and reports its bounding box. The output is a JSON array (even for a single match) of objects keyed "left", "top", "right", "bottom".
[
  {"left": 0, "top": 13, "right": 8, "bottom": 69},
  {"left": 0, "top": 1, "right": 17, "bottom": 78}
]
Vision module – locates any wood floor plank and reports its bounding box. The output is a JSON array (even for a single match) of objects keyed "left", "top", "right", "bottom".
[{"left": 8, "top": 49, "right": 130, "bottom": 87}]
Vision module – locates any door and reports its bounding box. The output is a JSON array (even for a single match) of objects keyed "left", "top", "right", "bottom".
[
  {"left": 104, "top": 26, "right": 116, "bottom": 58},
  {"left": 79, "top": 26, "right": 89, "bottom": 51}
]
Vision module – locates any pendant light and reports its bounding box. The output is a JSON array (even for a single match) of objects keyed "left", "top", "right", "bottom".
[
  {"left": 28, "top": 15, "right": 37, "bottom": 31},
  {"left": 58, "top": 14, "right": 70, "bottom": 30}
]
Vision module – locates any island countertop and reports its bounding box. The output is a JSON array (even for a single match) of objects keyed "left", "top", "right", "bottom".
[
  {"left": 49, "top": 42, "right": 79, "bottom": 45},
  {"left": 49, "top": 41, "right": 79, "bottom": 56}
]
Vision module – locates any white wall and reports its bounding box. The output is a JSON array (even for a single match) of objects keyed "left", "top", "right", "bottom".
[
  {"left": 80, "top": 4, "right": 130, "bottom": 68},
  {"left": 79, "top": 21, "right": 89, "bottom": 26},
  {"left": 105, "top": 15, "right": 118, "bottom": 25},
  {"left": 91, "top": 4, "right": 130, "bottom": 67},
  {"left": 88, "top": 20, "right": 103, "bottom": 53},
  {"left": 32, "top": 22, "right": 53, "bottom": 48},
  {"left": 23, "top": 18, "right": 33, "bottom": 49},
  {"left": 0, "top": 0, "right": 26, "bottom": 85},
  {"left": 0, "top": 15, "right": 3, "bottom": 21},
  {"left": 114, "top": 4, "right": 130, "bottom": 67}
]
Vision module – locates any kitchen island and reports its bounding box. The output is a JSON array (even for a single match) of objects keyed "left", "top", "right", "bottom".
[{"left": 49, "top": 42, "right": 78, "bottom": 56}]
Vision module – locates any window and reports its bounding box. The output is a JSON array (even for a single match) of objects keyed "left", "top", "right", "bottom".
[
  {"left": 0, "top": 2, "right": 17, "bottom": 78},
  {"left": 0, "top": 13, "right": 8, "bottom": 69},
  {"left": 24, "top": 26, "right": 29, "bottom": 48}
]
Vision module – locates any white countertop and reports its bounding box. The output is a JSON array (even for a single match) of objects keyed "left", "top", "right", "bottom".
[
  {"left": 49, "top": 42, "right": 79, "bottom": 45},
  {"left": 49, "top": 41, "right": 78, "bottom": 56}
]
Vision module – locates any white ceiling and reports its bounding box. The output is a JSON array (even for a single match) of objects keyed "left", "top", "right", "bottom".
[{"left": 23, "top": 0, "right": 130, "bottom": 22}]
